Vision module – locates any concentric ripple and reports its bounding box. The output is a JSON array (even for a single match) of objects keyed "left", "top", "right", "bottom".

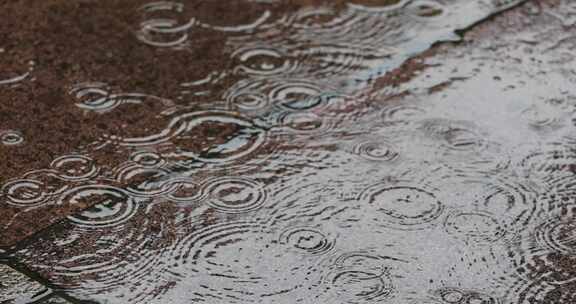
[
  {"left": 534, "top": 215, "right": 576, "bottom": 255},
  {"left": 419, "top": 119, "right": 489, "bottom": 153},
  {"left": 69, "top": 82, "right": 156, "bottom": 112},
  {"left": 520, "top": 99, "right": 570, "bottom": 132},
  {"left": 22, "top": 169, "right": 70, "bottom": 196},
  {"left": 433, "top": 287, "right": 501, "bottom": 304},
  {"left": 348, "top": 0, "right": 412, "bottom": 12},
  {"left": 327, "top": 270, "right": 394, "bottom": 303},
  {"left": 473, "top": 176, "right": 539, "bottom": 228},
  {"left": 67, "top": 196, "right": 138, "bottom": 229},
  {"left": 380, "top": 103, "right": 427, "bottom": 126},
  {"left": 164, "top": 178, "right": 203, "bottom": 203},
  {"left": 130, "top": 151, "right": 166, "bottom": 168},
  {"left": 57, "top": 184, "right": 130, "bottom": 207},
  {"left": 277, "top": 111, "right": 333, "bottom": 135},
  {"left": 269, "top": 82, "right": 328, "bottom": 111},
  {"left": 69, "top": 82, "right": 115, "bottom": 111},
  {"left": 136, "top": 1, "right": 195, "bottom": 48},
  {"left": 352, "top": 140, "right": 400, "bottom": 162},
  {"left": 358, "top": 184, "right": 444, "bottom": 230},
  {"left": 166, "top": 221, "right": 324, "bottom": 302},
  {"left": 2, "top": 179, "right": 48, "bottom": 207},
  {"left": 516, "top": 142, "right": 576, "bottom": 176},
  {"left": 0, "top": 130, "right": 24, "bottom": 146},
  {"left": 116, "top": 165, "right": 174, "bottom": 197},
  {"left": 233, "top": 47, "right": 293, "bottom": 76},
  {"left": 512, "top": 281, "right": 576, "bottom": 304},
  {"left": 117, "top": 111, "right": 269, "bottom": 164},
  {"left": 321, "top": 251, "right": 410, "bottom": 303},
  {"left": 444, "top": 211, "right": 507, "bottom": 244},
  {"left": 278, "top": 226, "right": 335, "bottom": 255},
  {"left": 405, "top": 0, "right": 446, "bottom": 20},
  {"left": 50, "top": 155, "right": 99, "bottom": 181},
  {"left": 224, "top": 79, "right": 271, "bottom": 112},
  {"left": 507, "top": 203, "right": 576, "bottom": 291},
  {"left": 203, "top": 177, "right": 267, "bottom": 214}
]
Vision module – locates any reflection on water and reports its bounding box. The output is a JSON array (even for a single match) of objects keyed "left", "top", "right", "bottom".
[{"left": 5, "top": 0, "right": 576, "bottom": 303}]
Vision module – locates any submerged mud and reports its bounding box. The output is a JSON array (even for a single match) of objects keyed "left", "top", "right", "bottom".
[{"left": 3, "top": 0, "right": 576, "bottom": 303}]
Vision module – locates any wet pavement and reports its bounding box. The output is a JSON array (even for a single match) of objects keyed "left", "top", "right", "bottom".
[{"left": 2, "top": 0, "right": 576, "bottom": 303}]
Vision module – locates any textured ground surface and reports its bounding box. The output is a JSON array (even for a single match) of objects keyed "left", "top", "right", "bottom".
[{"left": 3, "top": 0, "right": 576, "bottom": 303}]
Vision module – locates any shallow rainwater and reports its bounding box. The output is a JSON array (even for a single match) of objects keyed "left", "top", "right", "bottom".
[{"left": 2, "top": 0, "right": 576, "bottom": 303}]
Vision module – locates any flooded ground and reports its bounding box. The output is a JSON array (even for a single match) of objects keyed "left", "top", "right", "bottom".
[{"left": 2, "top": 0, "right": 576, "bottom": 303}]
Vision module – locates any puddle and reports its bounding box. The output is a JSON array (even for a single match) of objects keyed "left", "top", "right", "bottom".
[{"left": 4, "top": 0, "right": 576, "bottom": 303}]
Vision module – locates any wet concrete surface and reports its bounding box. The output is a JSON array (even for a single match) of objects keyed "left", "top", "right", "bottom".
[{"left": 3, "top": 0, "right": 576, "bottom": 303}]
